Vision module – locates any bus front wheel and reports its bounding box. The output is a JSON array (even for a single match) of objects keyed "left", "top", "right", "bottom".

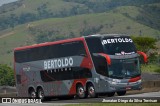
[
  {"left": 76, "top": 84, "right": 86, "bottom": 99},
  {"left": 107, "top": 92, "right": 115, "bottom": 97},
  {"left": 117, "top": 91, "right": 126, "bottom": 96}
]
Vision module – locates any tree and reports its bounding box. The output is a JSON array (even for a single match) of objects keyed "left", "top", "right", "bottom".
[
  {"left": 0, "top": 64, "right": 15, "bottom": 86},
  {"left": 131, "top": 36, "right": 157, "bottom": 53},
  {"left": 131, "top": 36, "right": 159, "bottom": 64}
]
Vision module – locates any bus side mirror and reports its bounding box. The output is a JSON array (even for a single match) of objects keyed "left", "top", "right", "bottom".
[
  {"left": 96, "top": 53, "right": 111, "bottom": 65},
  {"left": 137, "top": 51, "right": 148, "bottom": 63}
]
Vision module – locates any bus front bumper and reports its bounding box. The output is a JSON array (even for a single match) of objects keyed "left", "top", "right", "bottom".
[{"left": 107, "top": 80, "right": 142, "bottom": 92}]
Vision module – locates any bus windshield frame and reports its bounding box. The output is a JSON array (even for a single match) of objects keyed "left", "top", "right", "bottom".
[
  {"left": 102, "top": 36, "right": 137, "bottom": 55},
  {"left": 107, "top": 58, "right": 141, "bottom": 79},
  {"left": 86, "top": 36, "right": 140, "bottom": 79}
]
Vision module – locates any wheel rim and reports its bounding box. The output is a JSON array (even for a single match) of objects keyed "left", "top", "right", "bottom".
[
  {"left": 89, "top": 86, "right": 95, "bottom": 95},
  {"left": 79, "top": 87, "right": 84, "bottom": 95},
  {"left": 31, "top": 91, "right": 36, "bottom": 98},
  {"left": 38, "top": 89, "right": 44, "bottom": 99}
]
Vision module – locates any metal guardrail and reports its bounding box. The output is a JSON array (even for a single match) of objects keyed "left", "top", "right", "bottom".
[
  {"left": 0, "top": 86, "right": 16, "bottom": 94},
  {"left": 142, "top": 80, "right": 160, "bottom": 88}
]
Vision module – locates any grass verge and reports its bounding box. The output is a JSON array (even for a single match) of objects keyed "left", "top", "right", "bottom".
[{"left": 141, "top": 64, "right": 160, "bottom": 73}]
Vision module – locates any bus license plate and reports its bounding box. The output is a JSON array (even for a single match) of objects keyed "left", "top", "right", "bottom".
[{"left": 126, "top": 86, "right": 131, "bottom": 90}]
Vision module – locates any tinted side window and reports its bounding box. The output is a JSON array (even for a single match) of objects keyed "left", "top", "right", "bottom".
[
  {"left": 85, "top": 38, "right": 104, "bottom": 53},
  {"left": 15, "top": 41, "right": 86, "bottom": 63},
  {"left": 58, "top": 41, "right": 86, "bottom": 57},
  {"left": 15, "top": 49, "right": 30, "bottom": 63},
  {"left": 40, "top": 67, "right": 92, "bottom": 82},
  {"left": 92, "top": 55, "right": 108, "bottom": 76},
  {"left": 85, "top": 37, "right": 108, "bottom": 76}
]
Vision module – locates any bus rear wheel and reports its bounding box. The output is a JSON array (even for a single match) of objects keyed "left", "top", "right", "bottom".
[
  {"left": 107, "top": 92, "right": 115, "bottom": 97},
  {"left": 117, "top": 91, "right": 126, "bottom": 96},
  {"left": 87, "top": 84, "right": 97, "bottom": 98},
  {"left": 37, "top": 88, "right": 45, "bottom": 101},
  {"left": 29, "top": 89, "right": 36, "bottom": 99},
  {"left": 76, "top": 84, "right": 86, "bottom": 99}
]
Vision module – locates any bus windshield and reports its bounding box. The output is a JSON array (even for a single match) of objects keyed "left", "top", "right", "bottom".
[
  {"left": 102, "top": 37, "right": 136, "bottom": 55},
  {"left": 108, "top": 58, "right": 140, "bottom": 79}
]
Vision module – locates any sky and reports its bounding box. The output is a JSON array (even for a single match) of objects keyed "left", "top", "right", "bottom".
[{"left": 0, "top": 0, "right": 18, "bottom": 6}]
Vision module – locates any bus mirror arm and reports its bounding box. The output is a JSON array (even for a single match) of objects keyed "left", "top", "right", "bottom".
[
  {"left": 79, "top": 54, "right": 87, "bottom": 57},
  {"left": 137, "top": 51, "right": 148, "bottom": 63},
  {"left": 98, "top": 53, "right": 111, "bottom": 65}
]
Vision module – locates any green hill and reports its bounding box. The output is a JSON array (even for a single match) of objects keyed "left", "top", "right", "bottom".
[
  {"left": 0, "top": 0, "right": 90, "bottom": 30},
  {"left": 0, "top": 0, "right": 160, "bottom": 66},
  {"left": 0, "top": 5, "right": 160, "bottom": 66},
  {"left": 0, "top": 0, "right": 160, "bottom": 30}
]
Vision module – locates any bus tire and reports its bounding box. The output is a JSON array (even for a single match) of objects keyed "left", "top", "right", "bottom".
[
  {"left": 37, "top": 88, "right": 45, "bottom": 101},
  {"left": 29, "top": 88, "right": 36, "bottom": 99},
  {"left": 117, "top": 91, "right": 126, "bottom": 96},
  {"left": 87, "top": 84, "right": 97, "bottom": 98},
  {"left": 76, "top": 84, "right": 86, "bottom": 99},
  {"left": 107, "top": 92, "right": 115, "bottom": 97}
]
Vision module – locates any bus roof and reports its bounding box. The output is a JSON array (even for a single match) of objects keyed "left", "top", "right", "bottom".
[
  {"left": 86, "top": 34, "right": 129, "bottom": 38},
  {"left": 14, "top": 37, "right": 85, "bottom": 51},
  {"left": 14, "top": 34, "right": 129, "bottom": 51}
]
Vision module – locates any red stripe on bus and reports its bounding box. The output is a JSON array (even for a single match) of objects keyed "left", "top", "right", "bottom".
[
  {"left": 80, "top": 57, "right": 93, "bottom": 69},
  {"left": 69, "top": 78, "right": 87, "bottom": 95},
  {"left": 20, "top": 70, "right": 28, "bottom": 84},
  {"left": 14, "top": 37, "right": 84, "bottom": 51},
  {"left": 13, "top": 56, "right": 16, "bottom": 85},
  {"left": 129, "top": 76, "right": 141, "bottom": 82},
  {"left": 80, "top": 39, "right": 93, "bottom": 69},
  {"left": 68, "top": 39, "right": 92, "bottom": 95}
]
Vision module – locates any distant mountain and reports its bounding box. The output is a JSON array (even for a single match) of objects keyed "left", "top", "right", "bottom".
[
  {"left": 0, "top": 0, "right": 160, "bottom": 31},
  {"left": 0, "top": 0, "right": 160, "bottom": 66},
  {"left": 0, "top": 0, "right": 18, "bottom": 6}
]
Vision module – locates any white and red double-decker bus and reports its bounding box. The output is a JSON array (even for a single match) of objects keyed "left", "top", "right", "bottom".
[{"left": 14, "top": 34, "right": 147, "bottom": 100}]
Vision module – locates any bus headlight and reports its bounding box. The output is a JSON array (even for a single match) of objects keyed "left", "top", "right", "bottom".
[
  {"left": 108, "top": 81, "right": 117, "bottom": 85},
  {"left": 137, "top": 79, "right": 142, "bottom": 83}
]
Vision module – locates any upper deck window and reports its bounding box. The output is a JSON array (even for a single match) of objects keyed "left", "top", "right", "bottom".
[
  {"left": 85, "top": 37, "right": 104, "bottom": 53},
  {"left": 15, "top": 41, "right": 86, "bottom": 63}
]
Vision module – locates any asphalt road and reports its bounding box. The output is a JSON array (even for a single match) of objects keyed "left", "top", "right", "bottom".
[
  {"left": 1, "top": 91, "right": 159, "bottom": 106},
  {"left": 122, "top": 91, "right": 160, "bottom": 97},
  {"left": 45, "top": 91, "right": 160, "bottom": 103}
]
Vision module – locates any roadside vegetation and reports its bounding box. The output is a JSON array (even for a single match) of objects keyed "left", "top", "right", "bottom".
[
  {"left": 141, "top": 64, "right": 160, "bottom": 73},
  {"left": 0, "top": 64, "right": 15, "bottom": 86},
  {"left": 0, "top": 0, "right": 160, "bottom": 66},
  {"left": 132, "top": 36, "right": 160, "bottom": 73}
]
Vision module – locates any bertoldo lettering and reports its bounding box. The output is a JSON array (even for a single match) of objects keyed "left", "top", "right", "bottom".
[
  {"left": 102, "top": 38, "right": 133, "bottom": 45},
  {"left": 44, "top": 57, "right": 73, "bottom": 70}
]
